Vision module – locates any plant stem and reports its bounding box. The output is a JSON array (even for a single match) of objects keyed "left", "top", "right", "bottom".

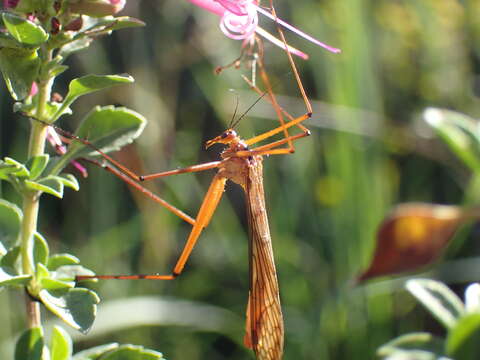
[
  {"left": 20, "top": 48, "right": 54, "bottom": 328},
  {"left": 25, "top": 292, "right": 41, "bottom": 328}
]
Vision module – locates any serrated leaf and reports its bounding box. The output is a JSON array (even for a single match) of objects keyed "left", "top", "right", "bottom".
[
  {"left": 50, "top": 326, "right": 72, "bottom": 360},
  {"left": 57, "top": 173, "right": 80, "bottom": 191},
  {"left": 52, "top": 265, "right": 96, "bottom": 282},
  {"left": 15, "top": 327, "right": 44, "bottom": 360},
  {"left": 377, "top": 332, "right": 446, "bottom": 358},
  {"left": 26, "top": 155, "right": 49, "bottom": 180},
  {"left": 48, "top": 254, "right": 80, "bottom": 271},
  {"left": 446, "top": 313, "right": 480, "bottom": 359},
  {"left": 72, "top": 343, "right": 119, "bottom": 360},
  {"left": 100, "top": 345, "right": 164, "bottom": 360},
  {"left": 25, "top": 176, "right": 64, "bottom": 198},
  {"left": 56, "top": 105, "right": 146, "bottom": 168},
  {"left": 424, "top": 108, "right": 480, "bottom": 174},
  {"left": 0, "top": 199, "right": 22, "bottom": 250},
  {"left": 5, "top": 157, "right": 30, "bottom": 177},
  {"left": 58, "top": 37, "right": 93, "bottom": 60},
  {"left": 33, "top": 232, "right": 49, "bottom": 266},
  {"left": 406, "top": 279, "right": 465, "bottom": 329},
  {"left": 0, "top": 267, "right": 32, "bottom": 287},
  {"left": 52, "top": 74, "right": 133, "bottom": 121},
  {"left": 2, "top": 13, "right": 48, "bottom": 45},
  {"left": 39, "top": 288, "right": 99, "bottom": 333},
  {"left": 40, "top": 277, "right": 74, "bottom": 291},
  {"left": 0, "top": 47, "right": 40, "bottom": 100}
]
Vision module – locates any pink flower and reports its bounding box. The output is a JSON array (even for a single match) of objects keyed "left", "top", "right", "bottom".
[
  {"left": 3, "top": 0, "right": 19, "bottom": 8},
  {"left": 47, "top": 128, "right": 88, "bottom": 178},
  {"left": 188, "top": 0, "right": 340, "bottom": 59},
  {"left": 29, "top": 82, "right": 38, "bottom": 97}
]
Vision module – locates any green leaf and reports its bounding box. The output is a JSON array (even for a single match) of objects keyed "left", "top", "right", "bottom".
[
  {"left": 0, "top": 30, "right": 27, "bottom": 48},
  {"left": 406, "top": 279, "right": 465, "bottom": 329},
  {"left": 58, "top": 37, "right": 93, "bottom": 60},
  {"left": 1, "top": 246, "right": 21, "bottom": 273},
  {"left": 44, "top": 100, "right": 72, "bottom": 119},
  {"left": 25, "top": 176, "right": 64, "bottom": 198},
  {"left": 0, "top": 160, "right": 24, "bottom": 180},
  {"left": 40, "top": 277, "right": 74, "bottom": 291},
  {"left": 446, "top": 313, "right": 480, "bottom": 359},
  {"left": 100, "top": 345, "right": 164, "bottom": 360},
  {"left": 0, "top": 47, "right": 40, "bottom": 100},
  {"left": 2, "top": 13, "right": 48, "bottom": 45},
  {"left": 52, "top": 74, "right": 133, "bottom": 121},
  {"left": 49, "top": 64, "right": 69, "bottom": 78},
  {"left": 48, "top": 254, "right": 80, "bottom": 271},
  {"left": 377, "top": 332, "right": 446, "bottom": 358},
  {"left": 0, "top": 199, "right": 22, "bottom": 250},
  {"left": 16, "top": 95, "right": 72, "bottom": 119},
  {"left": 107, "top": 17, "right": 146, "bottom": 30},
  {"left": 33, "top": 232, "right": 49, "bottom": 266},
  {"left": 84, "top": 16, "right": 145, "bottom": 34},
  {"left": 72, "top": 343, "right": 119, "bottom": 360},
  {"left": 50, "top": 326, "right": 72, "bottom": 360},
  {"left": 67, "top": 74, "right": 133, "bottom": 102},
  {"left": 57, "top": 173, "right": 80, "bottom": 191},
  {"left": 35, "top": 262, "right": 50, "bottom": 282},
  {"left": 26, "top": 155, "right": 49, "bottom": 180},
  {"left": 0, "top": 267, "right": 32, "bottom": 287},
  {"left": 65, "top": 105, "right": 146, "bottom": 161},
  {"left": 5, "top": 157, "right": 30, "bottom": 177},
  {"left": 15, "top": 327, "right": 44, "bottom": 360},
  {"left": 424, "top": 108, "right": 480, "bottom": 174},
  {"left": 39, "top": 288, "right": 99, "bottom": 333},
  {"left": 51, "top": 265, "right": 96, "bottom": 282}
]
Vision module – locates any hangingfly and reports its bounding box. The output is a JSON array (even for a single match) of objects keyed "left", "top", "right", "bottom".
[{"left": 43, "top": 5, "right": 317, "bottom": 357}]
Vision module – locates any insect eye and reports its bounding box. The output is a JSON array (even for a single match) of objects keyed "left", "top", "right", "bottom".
[{"left": 221, "top": 132, "right": 229, "bottom": 139}]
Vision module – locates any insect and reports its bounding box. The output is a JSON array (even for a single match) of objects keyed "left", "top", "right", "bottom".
[{"left": 38, "top": 15, "right": 314, "bottom": 360}]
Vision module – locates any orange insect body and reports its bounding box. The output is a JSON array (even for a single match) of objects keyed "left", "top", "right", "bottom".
[
  {"left": 53, "top": 10, "right": 314, "bottom": 357},
  {"left": 211, "top": 131, "right": 284, "bottom": 359}
]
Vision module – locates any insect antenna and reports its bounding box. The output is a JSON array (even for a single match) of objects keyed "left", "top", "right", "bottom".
[
  {"left": 227, "top": 91, "right": 240, "bottom": 129},
  {"left": 230, "top": 90, "right": 268, "bottom": 130}
]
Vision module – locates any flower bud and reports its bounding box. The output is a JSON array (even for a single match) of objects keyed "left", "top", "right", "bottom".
[
  {"left": 3, "top": 0, "right": 20, "bottom": 8},
  {"left": 68, "top": 0, "right": 125, "bottom": 17},
  {"left": 3, "top": 0, "right": 36, "bottom": 13},
  {"left": 64, "top": 16, "right": 83, "bottom": 31}
]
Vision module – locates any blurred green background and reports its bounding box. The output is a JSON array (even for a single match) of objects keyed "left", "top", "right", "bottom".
[{"left": 2, "top": 0, "right": 480, "bottom": 358}]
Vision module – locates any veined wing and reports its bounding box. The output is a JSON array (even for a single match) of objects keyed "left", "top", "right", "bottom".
[{"left": 243, "top": 156, "right": 284, "bottom": 360}]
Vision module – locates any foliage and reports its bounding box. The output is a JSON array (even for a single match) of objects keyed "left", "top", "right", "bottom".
[
  {"left": 1, "top": 0, "right": 480, "bottom": 360},
  {"left": 0, "top": 0, "right": 163, "bottom": 358},
  {"left": 377, "top": 280, "right": 480, "bottom": 360},
  {"left": 358, "top": 108, "right": 480, "bottom": 359}
]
